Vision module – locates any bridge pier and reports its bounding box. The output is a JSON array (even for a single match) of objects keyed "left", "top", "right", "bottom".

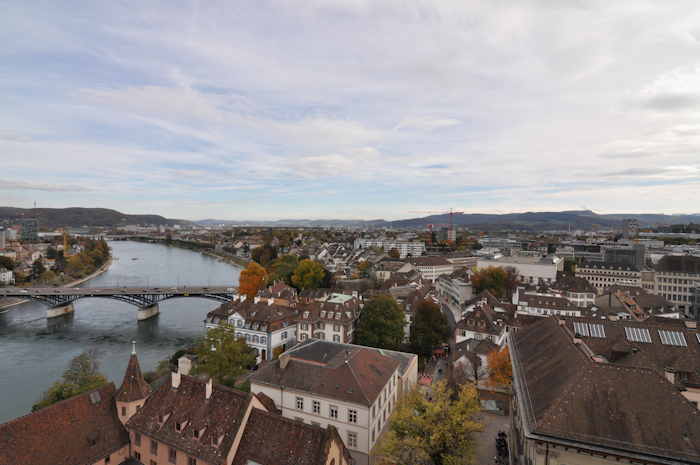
[
  {"left": 47, "top": 303, "right": 75, "bottom": 319},
  {"left": 137, "top": 304, "right": 160, "bottom": 321}
]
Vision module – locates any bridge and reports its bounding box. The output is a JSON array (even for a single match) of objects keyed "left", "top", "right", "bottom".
[{"left": 0, "top": 286, "right": 237, "bottom": 320}]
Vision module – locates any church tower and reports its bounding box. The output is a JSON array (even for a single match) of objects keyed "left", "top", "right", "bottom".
[{"left": 115, "top": 341, "right": 151, "bottom": 425}]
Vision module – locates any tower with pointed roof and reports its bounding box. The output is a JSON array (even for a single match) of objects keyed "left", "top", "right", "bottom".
[{"left": 115, "top": 341, "right": 152, "bottom": 424}]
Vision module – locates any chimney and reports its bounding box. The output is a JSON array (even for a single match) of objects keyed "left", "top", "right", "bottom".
[
  {"left": 172, "top": 370, "right": 181, "bottom": 389},
  {"left": 280, "top": 353, "right": 291, "bottom": 369},
  {"left": 205, "top": 377, "right": 213, "bottom": 400}
]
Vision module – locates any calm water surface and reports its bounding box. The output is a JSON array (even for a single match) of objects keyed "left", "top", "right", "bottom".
[{"left": 0, "top": 241, "right": 240, "bottom": 422}]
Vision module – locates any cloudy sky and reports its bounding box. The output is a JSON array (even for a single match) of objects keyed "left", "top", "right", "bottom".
[{"left": 2, "top": 1, "right": 700, "bottom": 220}]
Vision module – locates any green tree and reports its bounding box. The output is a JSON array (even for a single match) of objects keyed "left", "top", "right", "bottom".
[
  {"left": 268, "top": 254, "right": 299, "bottom": 285},
  {"left": 251, "top": 243, "right": 278, "bottom": 266},
  {"left": 193, "top": 323, "right": 257, "bottom": 386},
  {"left": 31, "top": 259, "right": 46, "bottom": 281},
  {"left": 239, "top": 262, "right": 268, "bottom": 299},
  {"left": 357, "top": 261, "right": 372, "bottom": 278},
  {"left": 0, "top": 256, "right": 15, "bottom": 270},
  {"left": 291, "top": 259, "right": 326, "bottom": 290},
  {"left": 45, "top": 246, "right": 58, "bottom": 259},
  {"left": 33, "top": 350, "right": 108, "bottom": 411},
  {"left": 470, "top": 266, "right": 519, "bottom": 299},
  {"left": 354, "top": 295, "right": 405, "bottom": 350},
  {"left": 388, "top": 248, "right": 401, "bottom": 259},
  {"left": 410, "top": 299, "right": 449, "bottom": 358},
  {"left": 39, "top": 269, "right": 57, "bottom": 285},
  {"left": 376, "top": 381, "right": 482, "bottom": 465}
]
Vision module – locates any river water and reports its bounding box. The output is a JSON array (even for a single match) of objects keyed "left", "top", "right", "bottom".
[{"left": 0, "top": 241, "right": 240, "bottom": 423}]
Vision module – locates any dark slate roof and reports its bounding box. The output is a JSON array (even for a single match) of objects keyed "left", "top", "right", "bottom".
[
  {"left": 551, "top": 275, "right": 596, "bottom": 293},
  {"left": 127, "top": 375, "right": 252, "bottom": 465},
  {"left": 408, "top": 256, "right": 451, "bottom": 266},
  {"left": 116, "top": 353, "right": 151, "bottom": 402},
  {"left": 656, "top": 255, "right": 700, "bottom": 273},
  {"left": 232, "top": 409, "right": 347, "bottom": 465},
  {"left": 206, "top": 299, "right": 299, "bottom": 331},
  {"left": 511, "top": 318, "right": 700, "bottom": 464},
  {"left": 0, "top": 383, "right": 129, "bottom": 465},
  {"left": 251, "top": 340, "right": 400, "bottom": 406}
]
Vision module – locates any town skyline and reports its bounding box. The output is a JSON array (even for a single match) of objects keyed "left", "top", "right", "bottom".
[{"left": 3, "top": 1, "right": 700, "bottom": 219}]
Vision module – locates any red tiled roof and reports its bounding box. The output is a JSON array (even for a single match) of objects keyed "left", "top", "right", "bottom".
[
  {"left": 116, "top": 354, "right": 151, "bottom": 402},
  {"left": 0, "top": 383, "right": 129, "bottom": 465},
  {"left": 232, "top": 409, "right": 348, "bottom": 465},
  {"left": 127, "top": 375, "right": 252, "bottom": 465}
]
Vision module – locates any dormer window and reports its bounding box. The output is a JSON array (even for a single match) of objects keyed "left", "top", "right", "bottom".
[
  {"left": 320, "top": 311, "right": 326, "bottom": 318},
  {"left": 176, "top": 422, "right": 182, "bottom": 431}
]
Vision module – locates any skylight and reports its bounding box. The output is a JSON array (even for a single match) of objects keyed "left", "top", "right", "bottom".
[
  {"left": 658, "top": 330, "right": 687, "bottom": 347},
  {"left": 589, "top": 324, "right": 606, "bottom": 338},
  {"left": 573, "top": 321, "right": 589, "bottom": 337},
  {"left": 624, "top": 326, "right": 651, "bottom": 343}
]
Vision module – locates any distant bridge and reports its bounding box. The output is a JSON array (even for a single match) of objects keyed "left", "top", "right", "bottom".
[{"left": 0, "top": 286, "right": 237, "bottom": 320}]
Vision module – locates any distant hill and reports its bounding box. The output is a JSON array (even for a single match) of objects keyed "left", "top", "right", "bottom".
[
  {"left": 387, "top": 210, "right": 700, "bottom": 231},
  {"left": 197, "top": 210, "right": 700, "bottom": 230},
  {"left": 0, "top": 207, "right": 188, "bottom": 229}
]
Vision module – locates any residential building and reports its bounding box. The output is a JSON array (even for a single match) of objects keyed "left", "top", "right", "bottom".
[
  {"left": 654, "top": 255, "right": 700, "bottom": 318},
  {"left": 297, "top": 294, "right": 361, "bottom": 343},
  {"left": 372, "top": 260, "right": 414, "bottom": 281},
  {"left": 456, "top": 291, "right": 516, "bottom": 345},
  {"left": 477, "top": 255, "right": 563, "bottom": 285},
  {"left": 549, "top": 275, "right": 596, "bottom": 307},
  {"left": 510, "top": 317, "right": 700, "bottom": 465},
  {"left": 513, "top": 287, "right": 586, "bottom": 318},
  {"left": 407, "top": 256, "right": 454, "bottom": 281},
  {"left": 250, "top": 339, "right": 418, "bottom": 465},
  {"left": 205, "top": 296, "right": 299, "bottom": 363},
  {"left": 353, "top": 238, "right": 425, "bottom": 258},
  {"left": 436, "top": 268, "right": 473, "bottom": 321},
  {"left": 576, "top": 263, "right": 642, "bottom": 293},
  {"left": 595, "top": 285, "right": 674, "bottom": 320},
  {"left": 0, "top": 267, "right": 14, "bottom": 285}
]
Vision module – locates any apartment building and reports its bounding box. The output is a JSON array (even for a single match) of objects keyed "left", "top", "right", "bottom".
[
  {"left": 436, "top": 268, "right": 473, "bottom": 321},
  {"left": 250, "top": 339, "right": 418, "bottom": 465},
  {"left": 408, "top": 256, "right": 454, "bottom": 281},
  {"left": 353, "top": 238, "right": 425, "bottom": 258},
  {"left": 477, "top": 255, "right": 562, "bottom": 285},
  {"left": 205, "top": 295, "right": 299, "bottom": 363},
  {"left": 575, "top": 263, "right": 642, "bottom": 293},
  {"left": 296, "top": 293, "right": 360, "bottom": 343},
  {"left": 654, "top": 255, "right": 700, "bottom": 318}
]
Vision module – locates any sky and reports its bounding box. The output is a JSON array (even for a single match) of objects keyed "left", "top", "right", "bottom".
[{"left": 2, "top": 0, "right": 700, "bottom": 220}]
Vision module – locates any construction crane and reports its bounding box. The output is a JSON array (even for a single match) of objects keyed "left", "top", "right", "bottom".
[{"left": 408, "top": 209, "right": 463, "bottom": 244}]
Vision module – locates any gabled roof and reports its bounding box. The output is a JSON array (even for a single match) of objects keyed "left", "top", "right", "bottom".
[
  {"left": 232, "top": 409, "right": 348, "bottom": 465},
  {"left": 127, "top": 375, "right": 252, "bottom": 465},
  {"left": 251, "top": 340, "right": 401, "bottom": 406},
  {"left": 116, "top": 353, "right": 151, "bottom": 402},
  {"left": 0, "top": 383, "right": 129, "bottom": 465},
  {"left": 511, "top": 318, "right": 700, "bottom": 464}
]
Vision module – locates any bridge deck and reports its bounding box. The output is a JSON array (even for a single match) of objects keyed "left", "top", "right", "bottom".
[{"left": 0, "top": 286, "right": 237, "bottom": 297}]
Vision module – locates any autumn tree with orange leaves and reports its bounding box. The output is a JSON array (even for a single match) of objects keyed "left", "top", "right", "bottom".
[
  {"left": 486, "top": 346, "right": 513, "bottom": 388},
  {"left": 238, "top": 262, "right": 268, "bottom": 299}
]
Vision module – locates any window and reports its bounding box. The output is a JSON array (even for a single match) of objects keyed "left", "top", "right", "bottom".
[
  {"left": 371, "top": 428, "right": 375, "bottom": 443},
  {"left": 169, "top": 448, "right": 177, "bottom": 464},
  {"left": 348, "top": 409, "right": 357, "bottom": 424},
  {"left": 313, "top": 400, "right": 321, "bottom": 414},
  {"left": 624, "top": 326, "right": 652, "bottom": 343},
  {"left": 105, "top": 455, "right": 111, "bottom": 464},
  {"left": 347, "top": 431, "right": 358, "bottom": 448},
  {"left": 188, "top": 458, "right": 197, "bottom": 465},
  {"left": 133, "top": 452, "right": 141, "bottom": 461},
  {"left": 237, "top": 320, "right": 243, "bottom": 327},
  {"left": 151, "top": 439, "right": 158, "bottom": 455},
  {"left": 282, "top": 331, "right": 288, "bottom": 340},
  {"left": 260, "top": 336, "right": 266, "bottom": 344},
  {"left": 296, "top": 396, "right": 304, "bottom": 410},
  {"left": 333, "top": 324, "right": 341, "bottom": 332},
  {"left": 333, "top": 334, "right": 341, "bottom": 342},
  {"left": 121, "top": 406, "right": 126, "bottom": 416},
  {"left": 135, "top": 433, "right": 141, "bottom": 446},
  {"left": 659, "top": 330, "right": 687, "bottom": 347},
  {"left": 329, "top": 405, "right": 338, "bottom": 419},
  {"left": 176, "top": 422, "right": 182, "bottom": 431}
]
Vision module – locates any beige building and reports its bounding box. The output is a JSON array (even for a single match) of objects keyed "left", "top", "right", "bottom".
[
  {"left": 250, "top": 339, "right": 418, "bottom": 465},
  {"left": 575, "top": 263, "right": 642, "bottom": 293}
]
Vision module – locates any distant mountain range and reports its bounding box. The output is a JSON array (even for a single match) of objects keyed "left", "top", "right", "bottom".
[
  {"left": 198, "top": 210, "right": 700, "bottom": 231},
  {"left": 2, "top": 207, "right": 699, "bottom": 231},
  {"left": 0, "top": 207, "right": 188, "bottom": 229}
]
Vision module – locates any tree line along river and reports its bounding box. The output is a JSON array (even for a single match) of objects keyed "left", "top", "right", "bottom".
[{"left": 0, "top": 240, "right": 241, "bottom": 423}]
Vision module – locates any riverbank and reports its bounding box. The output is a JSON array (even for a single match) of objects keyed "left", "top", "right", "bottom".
[
  {"left": 125, "top": 236, "right": 249, "bottom": 268},
  {"left": 0, "top": 256, "right": 114, "bottom": 311}
]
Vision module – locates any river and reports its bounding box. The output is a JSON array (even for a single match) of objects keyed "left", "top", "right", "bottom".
[{"left": 0, "top": 241, "right": 241, "bottom": 423}]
